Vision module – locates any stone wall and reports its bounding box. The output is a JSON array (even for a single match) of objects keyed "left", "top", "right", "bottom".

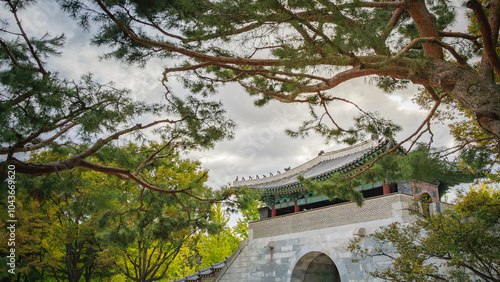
[
  {"left": 215, "top": 193, "right": 415, "bottom": 282},
  {"left": 249, "top": 193, "right": 413, "bottom": 240}
]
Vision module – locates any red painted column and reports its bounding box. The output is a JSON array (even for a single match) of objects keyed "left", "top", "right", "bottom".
[
  {"left": 383, "top": 184, "right": 390, "bottom": 195},
  {"left": 294, "top": 201, "right": 299, "bottom": 213},
  {"left": 271, "top": 205, "right": 276, "bottom": 217}
]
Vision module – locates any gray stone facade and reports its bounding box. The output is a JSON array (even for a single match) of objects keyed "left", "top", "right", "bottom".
[{"left": 214, "top": 193, "right": 417, "bottom": 281}]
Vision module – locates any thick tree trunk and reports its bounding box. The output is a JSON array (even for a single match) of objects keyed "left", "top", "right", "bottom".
[
  {"left": 405, "top": 0, "right": 443, "bottom": 59},
  {"left": 420, "top": 61, "right": 500, "bottom": 143},
  {"left": 403, "top": 0, "right": 500, "bottom": 146}
]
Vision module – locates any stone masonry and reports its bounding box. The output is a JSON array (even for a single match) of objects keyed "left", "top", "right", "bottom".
[{"left": 214, "top": 193, "right": 422, "bottom": 281}]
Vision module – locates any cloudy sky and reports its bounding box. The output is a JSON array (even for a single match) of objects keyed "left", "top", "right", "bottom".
[{"left": 6, "top": 1, "right": 469, "bottom": 195}]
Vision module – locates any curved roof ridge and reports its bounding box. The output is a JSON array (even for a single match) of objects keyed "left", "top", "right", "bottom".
[{"left": 233, "top": 137, "right": 387, "bottom": 187}]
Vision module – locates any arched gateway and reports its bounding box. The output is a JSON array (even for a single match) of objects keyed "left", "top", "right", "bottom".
[
  {"left": 291, "top": 252, "right": 340, "bottom": 282},
  {"left": 173, "top": 138, "right": 476, "bottom": 281}
]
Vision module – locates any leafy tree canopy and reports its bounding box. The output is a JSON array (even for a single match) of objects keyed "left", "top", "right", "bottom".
[
  {"left": 196, "top": 203, "right": 240, "bottom": 269},
  {"left": 0, "top": 0, "right": 239, "bottom": 199},
  {"left": 348, "top": 184, "right": 500, "bottom": 281},
  {"left": 300, "top": 144, "right": 484, "bottom": 206},
  {"left": 1, "top": 143, "right": 254, "bottom": 281}
]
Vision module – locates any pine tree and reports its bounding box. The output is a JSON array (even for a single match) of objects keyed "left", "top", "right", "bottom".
[
  {"left": 0, "top": 0, "right": 237, "bottom": 197},
  {"left": 58, "top": 0, "right": 500, "bottom": 158}
]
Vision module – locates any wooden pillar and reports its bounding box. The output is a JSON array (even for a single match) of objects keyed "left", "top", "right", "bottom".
[
  {"left": 383, "top": 184, "right": 390, "bottom": 195},
  {"left": 271, "top": 205, "right": 276, "bottom": 217},
  {"left": 294, "top": 201, "right": 299, "bottom": 213}
]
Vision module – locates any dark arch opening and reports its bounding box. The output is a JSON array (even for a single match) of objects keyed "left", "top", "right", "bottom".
[
  {"left": 419, "top": 192, "right": 432, "bottom": 217},
  {"left": 291, "top": 252, "right": 340, "bottom": 282}
]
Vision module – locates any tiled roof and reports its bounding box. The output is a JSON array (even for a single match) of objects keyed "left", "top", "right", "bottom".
[
  {"left": 233, "top": 138, "right": 392, "bottom": 190},
  {"left": 171, "top": 259, "right": 227, "bottom": 282}
]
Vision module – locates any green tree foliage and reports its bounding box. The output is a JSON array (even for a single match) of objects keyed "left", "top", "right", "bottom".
[
  {"left": 0, "top": 195, "right": 49, "bottom": 281},
  {"left": 0, "top": 0, "right": 236, "bottom": 197},
  {"left": 413, "top": 88, "right": 499, "bottom": 175},
  {"left": 299, "top": 145, "right": 482, "bottom": 206},
  {"left": 165, "top": 239, "right": 200, "bottom": 280},
  {"left": 360, "top": 145, "right": 484, "bottom": 196},
  {"left": 0, "top": 143, "right": 255, "bottom": 281},
  {"left": 196, "top": 203, "right": 240, "bottom": 269},
  {"left": 1, "top": 150, "right": 121, "bottom": 281},
  {"left": 348, "top": 184, "right": 500, "bottom": 281},
  {"left": 98, "top": 145, "right": 220, "bottom": 282},
  {"left": 60, "top": 0, "right": 500, "bottom": 162},
  {"left": 164, "top": 200, "right": 262, "bottom": 280},
  {"left": 233, "top": 199, "right": 262, "bottom": 240}
]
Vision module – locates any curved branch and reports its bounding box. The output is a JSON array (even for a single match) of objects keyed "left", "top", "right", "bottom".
[
  {"left": 7, "top": 0, "right": 48, "bottom": 76},
  {"left": 394, "top": 37, "right": 468, "bottom": 66},
  {"left": 319, "top": 94, "right": 377, "bottom": 133},
  {"left": 8, "top": 118, "right": 185, "bottom": 175},
  {"left": 95, "top": 0, "right": 296, "bottom": 67},
  {"left": 0, "top": 123, "right": 78, "bottom": 155},
  {"left": 133, "top": 137, "right": 177, "bottom": 176},
  {"left": 439, "top": 137, "right": 495, "bottom": 157},
  {"left": 438, "top": 30, "right": 481, "bottom": 43},
  {"left": 467, "top": 0, "right": 500, "bottom": 75},
  {"left": 320, "top": 98, "right": 346, "bottom": 131},
  {"left": 350, "top": 95, "right": 442, "bottom": 178},
  {"left": 119, "top": 4, "right": 187, "bottom": 42},
  {"left": 292, "top": 66, "right": 411, "bottom": 98},
  {"left": 212, "top": 63, "right": 329, "bottom": 82},
  {"left": 341, "top": 1, "right": 403, "bottom": 9}
]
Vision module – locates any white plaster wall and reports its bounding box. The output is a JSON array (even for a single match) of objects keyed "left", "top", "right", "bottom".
[{"left": 216, "top": 208, "right": 414, "bottom": 282}]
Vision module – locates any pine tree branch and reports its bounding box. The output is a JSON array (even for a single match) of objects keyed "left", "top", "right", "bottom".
[
  {"left": 118, "top": 3, "right": 187, "bottom": 42},
  {"left": 197, "top": 63, "right": 329, "bottom": 83},
  {"left": 95, "top": 0, "right": 381, "bottom": 69},
  {"left": 94, "top": 0, "right": 296, "bottom": 67},
  {"left": 133, "top": 136, "right": 177, "bottom": 176},
  {"left": 0, "top": 123, "right": 78, "bottom": 155},
  {"left": 292, "top": 66, "right": 412, "bottom": 97},
  {"left": 394, "top": 37, "right": 468, "bottom": 66},
  {"left": 8, "top": 118, "right": 186, "bottom": 175},
  {"left": 318, "top": 93, "right": 376, "bottom": 133},
  {"left": 404, "top": 0, "right": 444, "bottom": 59},
  {"left": 6, "top": 0, "right": 48, "bottom": 76},
  {"left": 438, "top": 137, "right": 494, "bottom": 157},
  {"left": 183, "top": 22, "right": 264, "bottom": 43},
  {"left": 381, "top": 6, "right": 405, "bottom": 40},
  {"left": 320, "top": 99, "right": 346, "bottom": 132},
  {"left": 77, "top": 161, "right": 169, "bottom": 193},
  {"left": 350, "top": 96, "right": 442, "bottom": 179},
  {"left": 438, "top": 31, "right": 481, "bottom": 43},
  {"left": 467, "top": 0, "right": 500, "bottom": 76},
  {"left": 0, "top": 37, "right": 23, "bottom": 68},
  {"left": 235, "top": 65, "right": 416, "bottom": 102},
  {"left": 7, "top": 97, "right": 121, "bottom": 157},
  {"left": 339, "top": 1, "right": 403, "bottom": 9}
]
